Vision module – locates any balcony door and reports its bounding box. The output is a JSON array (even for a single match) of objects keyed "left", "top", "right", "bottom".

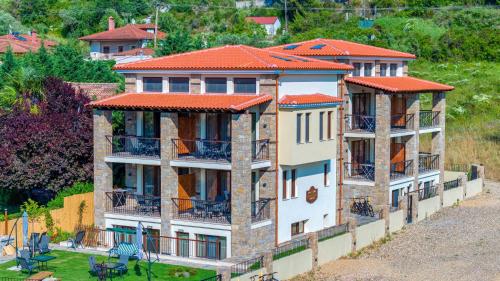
[
  {"left": 178, "top": 172, "right": 196, "bottom": 210},
  {"left": 351, "top": 140, "right": 369, "bottom": 167},
  {"left": 206, "top": 170, "right": 230, "bottom": 201},
  {"left": 391, "top": 95, "right": 407, "bottom": 128},
  {"left": 206, "top": 113, "right": 231, "bottom": 141},
  {"left": 352, "top": 93, "right": 369, "bottom": 116},
  {"left": 143, "top": 112, "right": 160, "bottom": 138},
  {"left": 391, "top": 139, "right": 406, "bottom": 173},
  {"left": 143, "top": 166, "right": 160, "bottom": 197},
  {"left": 178, "top": 113, "right": 197, "bottom": 154}
]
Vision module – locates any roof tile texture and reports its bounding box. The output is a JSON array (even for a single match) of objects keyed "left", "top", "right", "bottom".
[
  {"left": 279, "top": 93, "right": 343, "bottom": 105},
  {"left": 345, "top": 76, "right": 454, "bottom": 93}
]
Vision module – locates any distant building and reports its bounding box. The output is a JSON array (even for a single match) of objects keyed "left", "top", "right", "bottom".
[
  {"left": 79, "top": 17, "right": 166, "bottom": 63},
  {"left": 246, "top": 16, "right": 281, "bottom": 36},
  {"left": 69, "top": 82, "right": 118, "bottom": 101},
  {"left": 236, "top": 0, "right": 267, "bottom": 8},
  {"left": 0, "top": 30, "right": 57, "bottom": 54}
]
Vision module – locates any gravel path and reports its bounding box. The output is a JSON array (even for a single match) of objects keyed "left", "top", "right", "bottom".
[{"left": 293, "top": 180, "right": 500, "bottom": 281}]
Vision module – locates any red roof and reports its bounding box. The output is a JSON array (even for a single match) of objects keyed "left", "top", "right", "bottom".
[
  {"left": 345, "top": 76, "right": 454, "bottom": 93},
  {"left": 246, "top": 17, "right": 279, "bottom": 25},
  {"left": 266, "top": 38, "right": 416, "bottom": 59},
  {"left": 0, "top": 34, "right": 57, "bottom": 54},
  {"left": 69, "top": 82, "right": 118, "bottom": 101},
  {"left": 90, "top": 93, "right": 273, "bottom": 112},
  {"left": 114, "top": 47, "right": 154, "bottom": 56},
  {"left": 79, "top": 25, "right": 166, "bottom": 41},
  {"left": 279, "top": 94, "right": 342, "bottom": 106},
  {"left": 113, "top": 45, "right": 353, "bottom": 71}
]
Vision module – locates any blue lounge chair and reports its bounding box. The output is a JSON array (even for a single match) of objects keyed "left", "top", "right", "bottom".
[
  {"left": 18, "top": 257, "right": 38, "bottom": 275},
  {"left": 116, "top": 255, "right": 129, "bottom": 276},
  {"left": 69, "top": 230, "right": 85, "bottom": 249},
  {"left": 38, "top": 235, "right": 51, "bottom": 255}
]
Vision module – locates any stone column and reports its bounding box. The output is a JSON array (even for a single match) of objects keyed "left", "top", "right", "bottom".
[
  {"left": 347, "top": 217, "right": 357, "bottom": 253},
  {"left": 231, "top": 113, "right": 253, "bottom": 256},
  {"left": 375, "top": 60, "right": 381, "bottom": 76},
  {"left": 405, "top": 94, "right": 420, "bottom": 190},
  {"left": 190, "top": 74, "right": 201, "bottom": 94},
  {"left": 380, "top": 205, "right": 390, "bottom": 234},
  {"left": 409, "top": 192, "right": 418, "bottom": 223},
  {"left": 431, "top": 92, "right": 446, "bottom": 185},
  {"left": 262, "top": 251, "right": 274, "bottom": 274},
  {"left": 124, "top": 73, "right": 137, "bottom": 92},
  {"left": 160, "top": 112, "right": 179, "bottom": 236},
  {"left": 374, "top": 92, "right": 391, "bottom": 210},
  {"left": 402, "top": 62, "right": 409, "bottom": 76},
  {"left": 216, "top": 266, "right": 232, "bottom": 281},
  {"left": 308, "top": 232, "right": 319, "bottom": 268},
  {"left": 93, "top": 110, "right": 113, "bottom": 228}
]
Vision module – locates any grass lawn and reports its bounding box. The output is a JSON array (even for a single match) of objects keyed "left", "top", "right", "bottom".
[{"left": 0, "top": 250, "right": 215, "bottom": 281}]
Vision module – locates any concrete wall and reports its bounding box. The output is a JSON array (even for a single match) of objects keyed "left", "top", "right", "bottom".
[
  {"left": 465, "top": 178, "right": 483, "bottom": 198},
  {"left": 417, "top": 196, "right": 441, "bottom": 222},
  {"left": 272, "top": 249, "right": 313, "bottom": 281},
  {"left": 317, "top": 233, "right": 352, "bottom": 266},
  {"left": 231, "top": 268, "right": 267, "bottom": 281},
  {"left": 355, "top": 219, "right": 385, "bottom": 251},
  {"left": 443, "top": 185, "right": 464, "bottom": 207},
  {"left": 278, "top": 74, "right": 338, "bottom": 98},
  {"left": 389, "top": 210, "right": 405, "bottom": 233}
]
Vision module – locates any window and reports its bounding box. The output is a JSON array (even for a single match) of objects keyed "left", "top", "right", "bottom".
[
  {"left": 291, "top": 220, "right": 306, "bottom": 236},
  {"left": 390, "top": 64, "right": 398, "bottom": 77},
  {"left": 143, "top": 77, "right": 163, "bottom": 92},
  {"left": 282, "top": 171, "right": 288, "bottom": 199},
  {"left": 353, "top": 63, "right": 361, "bottom": 76},
  {"left": 327, "top": 111, "right": 332, "bottom": 139},
  {"left": 234, "top": 78, "right": 256, "bottom": 94},
  {"left": 103, "top": 46, "right": 110, "bottom": 54},
  {"left": 291, "top": 169, "right": 297, "bottom": 198},
  {"left": 296, "top": 113, "right": 302, "bottom": 143},
  {"left": 118, "top": 46, "right": 124, "bottom": 53},
  {"left": 169, "top": 77, "right": 189, "bottom": 93},
  {"left": 364, "top": 63, "right": 373, "bottom": 76},
  {"left": 324, "top": 163, "right": 329, "bottom": 186},
  {"left": 130, "top": 45, "right": 136, "bottom": 50},
  {"left": 380, "top": 63, "right": 387, "bottom": 76},
  {"left": 205, "top": 77, "right": 227, "bottom": 93},
  {"left": 319, "top": 112, "right": 324, "bottom": 140},
  {"left": 392, "top": 189, "right": 399, "bottom": 208},
  {"left": 305, "top": 113, "right": 311, "bottom": 142}
]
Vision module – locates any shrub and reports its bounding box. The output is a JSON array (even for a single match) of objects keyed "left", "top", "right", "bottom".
[{"left": 47, "top": 182, "right": 93, "bottom": 210}]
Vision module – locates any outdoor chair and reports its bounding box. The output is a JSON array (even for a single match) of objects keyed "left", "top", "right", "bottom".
[
  {"left": 38, "top": 235, "right": 51, "bottom": 255},
  {"left": 116, "top": 255, "right": 130, "bottom": 276},
  {"left": 88, "top": 256, "right": 98, "bottom": 275},
  {"left": 108, "top": 242, "right": 139, "bottom": 259},
  {"left": 95, "top": 263, "right": 108, "bottom": 281},
  {"left": 18, "top": 257, "right": 38, "bottom": 275},
  {"left": 19, "top": 249, "right": 31, "bottom": 260},
  {"left": 69, "top": 230, "right": 85, "bottom": 249}
]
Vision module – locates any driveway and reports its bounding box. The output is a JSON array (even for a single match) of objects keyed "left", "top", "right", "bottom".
[{"left": 293, "top": 180, "right": 500, "bottom": 281}]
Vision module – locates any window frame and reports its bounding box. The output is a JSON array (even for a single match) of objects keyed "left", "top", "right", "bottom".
[
  {"left": 234, "top": 78, "right": 257, "bottom": 94},
  {"left": 390, "top": 63, "right": 398, "bottom": 77},
  {"left": 205, "top": 77, "right": 228, "bottom": 93},
  {"left": 324, "top": 163, "right": 329, "bottom": 186},
  {"left": 169, "top": 77, "right": 190, "bottom": 93},
  {"left": 352, "top": 63, "right": 361, "bottom": 76},
  {"left": 327, "top": 111, "right": 332, "bottom": 139},
  {"left": 291, "top": 221, "right": 305, "bottom": 236},
  {"left": 305, "top": 113, "right": 311, "bottom": 143},
  {"left": 143, "top": 77, "right": 163, "bottom": 92},
  {"left": 296, "top": 113, "right": 302, "bottom": 144},
  {"left": 319, "top": 111, "right": 324, "bottom": 140},
  {"left": 380, "top": 63, "right": 387, "bottom": 77},
  {"left": 282, "top": 170, "right": 288, "bottom": 200},
  {"left": 291, "top": 169, "right": 297, "bottom": 198},
  {"left": 364, "top": 63, "right": 373, "bottom": 77}
]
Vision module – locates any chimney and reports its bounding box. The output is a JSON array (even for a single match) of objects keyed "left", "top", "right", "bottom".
[{"left": 108, "top": 16, "right": 115, "bottom": 31}]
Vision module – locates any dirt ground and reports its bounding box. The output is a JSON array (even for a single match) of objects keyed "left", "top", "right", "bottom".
[{"left": 293, "top": 180, "right": 500, "bottom": 281}]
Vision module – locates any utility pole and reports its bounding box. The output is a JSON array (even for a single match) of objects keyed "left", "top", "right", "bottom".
[
  {"left": 284, "top": 0, "right": 288, "bottom": 33},
  {"left": 154, "top": 4, "right": 159, "bottom": 48}
]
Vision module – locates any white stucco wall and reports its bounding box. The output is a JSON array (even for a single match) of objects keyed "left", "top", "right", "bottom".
[
  {"left": 231, "top": 268, "right": 267, "bottom": 281},
  {"left": 417, "top": 196, "right": 441, "bottom": 222},
  {"left": 273, "top": 249, "right": 313, "bottom": 281},
  {"left": 465, "top": 178, "right": 483, "bottom": 198},
  {"left": 317, "top": 233, "right": 352, "bottom": 265},
  {"left": 277, "top": 160, "right": 337, "bottom": 244},
  {"left": 355, "top": 219, "right": 385, "bottom": 251},
  {"left": 278, "top": 74, "right": 339, "bottom": 99},
  {"left": 389, "top": 210, "right": 405, "bottom": 233},
  {"left": 443, "top": 185, "right": 464, "bottom": 207}
]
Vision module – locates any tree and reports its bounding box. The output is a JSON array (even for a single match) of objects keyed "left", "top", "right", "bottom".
[
  {"left": 0, "top": 10, "right": 28, "bottom": 35},
  {"left": 155, "top": 29, "right": 204, "bottom": 56}
]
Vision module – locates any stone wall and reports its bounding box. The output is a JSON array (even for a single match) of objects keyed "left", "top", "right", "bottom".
[
  {"left": 374, "top": 92, "right": 391, "bottom": 211},
  {"left": 124, "top": 73, "right": 137, "bottom": 92}
]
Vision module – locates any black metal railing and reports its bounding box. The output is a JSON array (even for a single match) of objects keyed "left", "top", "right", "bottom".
[
  {"left": 231, "top": 256, "right": 264, "bottom": 277},
  {"left": 419, "top": 110, "right": 440, "bottom": 128},
  {"left": 252, "top": 139, "right": 270, "bottom": 161},
  {"left": 390, "top": 160, "right": 414, "bottom": 179},
  {"left": 345, "top": 114, "right": 376, "bottom": 132},
  {"left": 105, "top": 191, "right": 161, "bottom": 217},
  {"left": 200, "top": 275, "right": 223, "bottom": 281},
  {"left": 251, "top": 198, "right": 273, "bottom": 223},
  {"left": 153, "top": 235, "right": 226, "bottom": 260},
  {"left": 273, "top": 237, "right": 310, "bottom": 260},
  {"left": 344, "top": 162, "right": 375, "bottom": 181},
  {"left": 172, "top": 139, "right": 231, "bottom": 162},
  {"left": 171, "top": 198, "right": 231, "bottom": 224},
  {"left": 419, "top": 153, "right": 440, "bottom": 173},
  {"left": 106, "top": 135, "right": 160, "bottom": 159},
  {"left": 317, "top": 224, "right": 348, "bottom": 241},
  {"left": 418, "top": 185, "right": 438, "bottom": 201},
  {"left": 391, "top": 113, "right": 414, "bottom": 130},
  {"left": 444, "top": 178, "right": 463, "bottom": 190}
]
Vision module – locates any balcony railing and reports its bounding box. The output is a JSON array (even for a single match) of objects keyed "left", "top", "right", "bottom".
[
  {"left": 251, "top": 198, "right": 273, "bottom": 223},
  {"left": 345, "top": 114, "right": 376, "bottom": 133},
  {"left": 417, "top": 185, "right": 438, "bottom": 201},
  {"left": 106, "top": 135, "right": 160, "bottom": 159},
  {"left": 171, "top": 198, "right": 231, "bottom": 224},
  {"left": 391, "top": 114, "right": 414, "bottom": 131},
  {"left": 252, "top": 139, "right": 270, "bottom": 161},
  {"left": 419, "top": 110, "right": 440, "bottom": 128},
  {"left": 105, "top": 191, "right": 161, "bottom": 217},
  {"left": 172, "top": 139, "right": 231, "bottom": 162},
  {"left": 390, "top": 160, "right": 414, "bottom": 179},
  {"left": 419, "top": 153, "right": 440, "bottom": 173},
  {"left": 344, "top": 162, "right": 375, "bottom": 181}
]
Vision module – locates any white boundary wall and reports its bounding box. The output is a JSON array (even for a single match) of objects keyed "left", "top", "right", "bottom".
[
  {"left": 272, "top": 249, "right": 313, "bottom": 281},
  {"left": 443, "top": 185, "right": 464, "bottom": 207},
  {"left": 389, "top": 210, "right": 405, "bottom": 233},
  {"left": 417, "top": 196, "right": 441, "bottom": 222},
  {"left": 355, "top": 220, "right": 385, "bottom": 251},
  {"left": 465, "top": 178, "right": 483, "bottom": 198},
  {"left": 317, "top": 233, "right": 352, "bottom": 266},
  {"left": 231, "top": 268, "right": 267, "bottom": 281}
]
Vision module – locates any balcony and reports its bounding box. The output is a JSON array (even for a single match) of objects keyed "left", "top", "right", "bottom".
[
  {"left": 390, "top": 160, "right": 414, "bottom": 180},
  {"left": 105, "top": 191, "right": 161, "bottom": 217},
  {"left": 419, "top": 110, "right": 440, "bottom": 128},
  {"left": 344, "top": 162, "right": 375, "bottom": 181},
  {"left": 391, "top": 114, "right": 414, "bottom": 131},
  {"left": 171, "top": 198, "right": 231, "bottom": 224},
  {"left": 251, "top": 198, "right": 273, "bottom": 223},
  {"left": 345, "top": 114, "right": 376, "bottom": 133},
  {"left": 106, "top": 135, "right": 160, "bottom": 160},
  {"left": 252, "top": 139, "right": 270, "bottom": 162},
  {"left": 418, "top": 153, "right": 440, "bottom": 174}
]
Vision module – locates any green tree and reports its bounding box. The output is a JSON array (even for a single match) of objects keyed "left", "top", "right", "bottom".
[{"left": 155, "top": 29, "right": 204, "bottom": 56}]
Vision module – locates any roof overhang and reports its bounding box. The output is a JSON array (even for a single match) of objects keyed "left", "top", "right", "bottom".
[
  {"left": 279, "top": 93, "right": 343, "bottom": 109},
  {"left": 345, "top": 76, "right": 454, "bottom": 93}
]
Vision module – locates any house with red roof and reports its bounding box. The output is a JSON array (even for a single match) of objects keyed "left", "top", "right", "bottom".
[
  {"left": 0, "top": 31, "right": 56, "bottom": 54},
  {"left": 246, "top": 16, "right": 281, "bottom": 36},
  {"left": 79, "top": 17, "right": 165, "bottom": 63}
]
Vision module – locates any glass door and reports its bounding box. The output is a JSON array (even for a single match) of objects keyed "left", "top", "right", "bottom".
[{"left": 176, "top": 232, "right": 190, "bottom": 257}]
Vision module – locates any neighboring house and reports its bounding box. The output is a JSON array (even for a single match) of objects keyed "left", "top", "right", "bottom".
[
  {"left": 69, "top": 82, "right": 118, "bottom": 101},
  {"left": 0, "top": 31, "right": 56, "bottom": 54},
  {"left": 268, "top": 38, "right": 453, "bottom": 220},
  {"left": 246, "top": 16, "right": 281, "bottom": 36},
  {"left": 79, "top": 17, "right": 165, "bottom": 62},
  {"left": 236, "top": 0, "right": 267, "bottom": 8},
  {"left": 89, "top": 45, "right": 351, "bottom": 260}
]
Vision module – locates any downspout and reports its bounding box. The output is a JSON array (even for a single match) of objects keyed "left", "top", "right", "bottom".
[
  {"left": 338, "top": 74, "right": 346, "bottom": 225},
  {"left": 274, "top": 77, "right": 279, "bottom": 247}
]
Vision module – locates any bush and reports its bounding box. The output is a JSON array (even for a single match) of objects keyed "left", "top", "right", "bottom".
[{"left": 46, "top": 182, "right": 93, "bottom": 210}]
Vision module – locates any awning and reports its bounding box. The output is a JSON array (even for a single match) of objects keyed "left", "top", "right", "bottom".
[
  {"left": 106, "top": 227, "right": 136, "bottom": 235},
  {"left": 279, "top": 93, "right": 342, "bottom": 108},
  {"left": 90, "top": 93, "right": 273, "bottom": 112},
  {"left": 345, "top": 76, "right": 454, "bottom": 93}
]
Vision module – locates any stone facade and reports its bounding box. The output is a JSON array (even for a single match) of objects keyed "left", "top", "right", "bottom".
[
  {"left": 405, "top": 94, "right": 420, "bottom": 191},
  {"left": 190, "top": 74, "right": 201, "bottom": 94},
  {"left": 373, "top": 92, "right": 391, "bottom": 211},
  {"left": 124, "top": 73, "right": 137, "bottom": 92},
  {"left": 432, "top": 92, "right": 446, "bottom": 184}
]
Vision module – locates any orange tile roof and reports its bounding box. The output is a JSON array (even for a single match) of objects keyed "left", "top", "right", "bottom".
[
  {"left": 114, "top": 47, "right": 154, "bottom": 56},
  {"left": 113, "top": 45, "right": 353, "bottom": 71},
  {"left": 0, "top": 34, "right": 57, "bottom": 54},
  {"left": 266, "top": 38, "right": 416, "bottom": 59},
  {"left": 345, "top": 76, "right": 454, "bottom": 93},
  {"left": 69, "top": 82, "right": 118, "bottom": 101},
  {"left": 246, "top": 17, "right": 279, "bottom": 25},
  {"left": 79, "top": 25, "right": 166, "bottom": 41},
  {"left": 279, "top": 93, "right": 342, "bottom": 107},
  {"left": 90, "top": 93, "right": 273, "bottom": 112}
]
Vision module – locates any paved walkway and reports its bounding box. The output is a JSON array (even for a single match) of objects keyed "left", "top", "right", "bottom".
[{"left": 293, "top": 180, "right": 500, "bottom": 281}]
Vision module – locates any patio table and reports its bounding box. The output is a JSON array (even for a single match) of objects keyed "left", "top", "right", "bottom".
[
  {"left": 104, "top": 262, "right": 124, "bottom": 280},
  {"left": 31, "top": 255, "right": 56, "bottom": 270}
]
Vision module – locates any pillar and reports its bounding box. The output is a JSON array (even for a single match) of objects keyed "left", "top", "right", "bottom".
[
  {"left": 93, "top": 110, "right": 113, "bottom": 228},
  {"left": 160, "top": 112, "right": 178, "bottom": 236},
  {"left": 347, "top": 217, "right": 357, "bottom": 253},
  {"left": 308, "top": 232, "right": 319, "bottom": 268},
  {"left": 405, "top": 94, "right": 420, "bottom": 191},
  {"left": 374, "top": 92, "right": 391, "bottom": 210},
  {"left": 124, "top": 73, "right": 137, "bottom": 92},
  {"left": 431, "top": 92, "right": 446, "bottom": 185},
  {"left": 190, "top": 74, "right": 201, "bottom": 94}
]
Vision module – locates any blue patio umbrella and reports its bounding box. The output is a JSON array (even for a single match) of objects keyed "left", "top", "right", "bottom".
[
  {"left": 136, "top": 222, "right": 143, "bottom": 259},
  {"left": 22, "top": 211, "right": 28, "bottom": 247}
]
